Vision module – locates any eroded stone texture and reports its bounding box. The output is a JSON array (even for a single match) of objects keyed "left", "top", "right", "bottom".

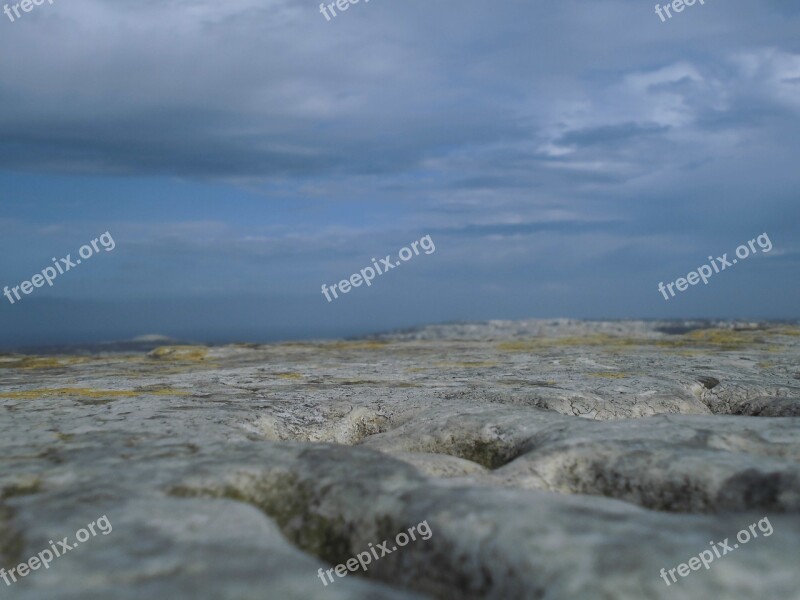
[{"left": 1, "top": 320, "right": 799, "bottom": 599}]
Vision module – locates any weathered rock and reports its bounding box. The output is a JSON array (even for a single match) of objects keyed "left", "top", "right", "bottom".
[{"left": 1, "top": 320, "right": 800, "bottom": 599}]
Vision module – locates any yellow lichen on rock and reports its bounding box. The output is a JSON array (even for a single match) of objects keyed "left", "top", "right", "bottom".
[
  {"left": 276, "top": 372, "right": 303, "bottom": 380},
  {"left": 683, "top": 328, "right": 763, "bottom": 349},
  {"left": 769, "top": 326, "right": 800, "bottom": 337},
  {"left": 328, "top": 340, "right": 389, "bottom": 350},
  {"left": 147, "top": 346, "right": 209, "bottom": 361},
  {"left": 498, "top": 335, "right": 641, "bottom": 353},
  {"left": 0, "top": 356, "right": 92, "bottom": 370}
]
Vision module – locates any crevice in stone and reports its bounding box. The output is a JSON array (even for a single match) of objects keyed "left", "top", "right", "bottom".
[
  {"left": 0, "top": 504, "right": 24, "bottom": 570},
  {"left": 166, "top": 468, "right": 456, "bottom": 599}
]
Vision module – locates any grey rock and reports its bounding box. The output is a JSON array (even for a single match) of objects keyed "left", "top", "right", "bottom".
[{"left": 2, "top": 320, "right": 800, "bottom": 599}]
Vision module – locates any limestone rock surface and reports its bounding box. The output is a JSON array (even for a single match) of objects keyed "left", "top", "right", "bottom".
[{"left": 1, "top": 320, "right": 800, "bottom": 599}]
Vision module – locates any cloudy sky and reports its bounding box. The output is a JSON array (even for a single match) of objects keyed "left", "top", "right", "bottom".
[{"left": 0, "top": 0, "right": 798, "bottom": 346}]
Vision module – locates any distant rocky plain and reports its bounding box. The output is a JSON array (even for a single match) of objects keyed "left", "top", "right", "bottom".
[{"left": 2, "top": 319, "right": 800, "bottom": 599}]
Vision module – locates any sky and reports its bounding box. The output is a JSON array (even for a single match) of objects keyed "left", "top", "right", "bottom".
[{"left": 0, "top": 0, "right": 798, "bottom": 347}]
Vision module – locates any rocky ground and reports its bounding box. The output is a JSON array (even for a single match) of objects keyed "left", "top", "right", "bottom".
[{"left": 1, "top": 319, "right": 799, "bottom": 599}]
